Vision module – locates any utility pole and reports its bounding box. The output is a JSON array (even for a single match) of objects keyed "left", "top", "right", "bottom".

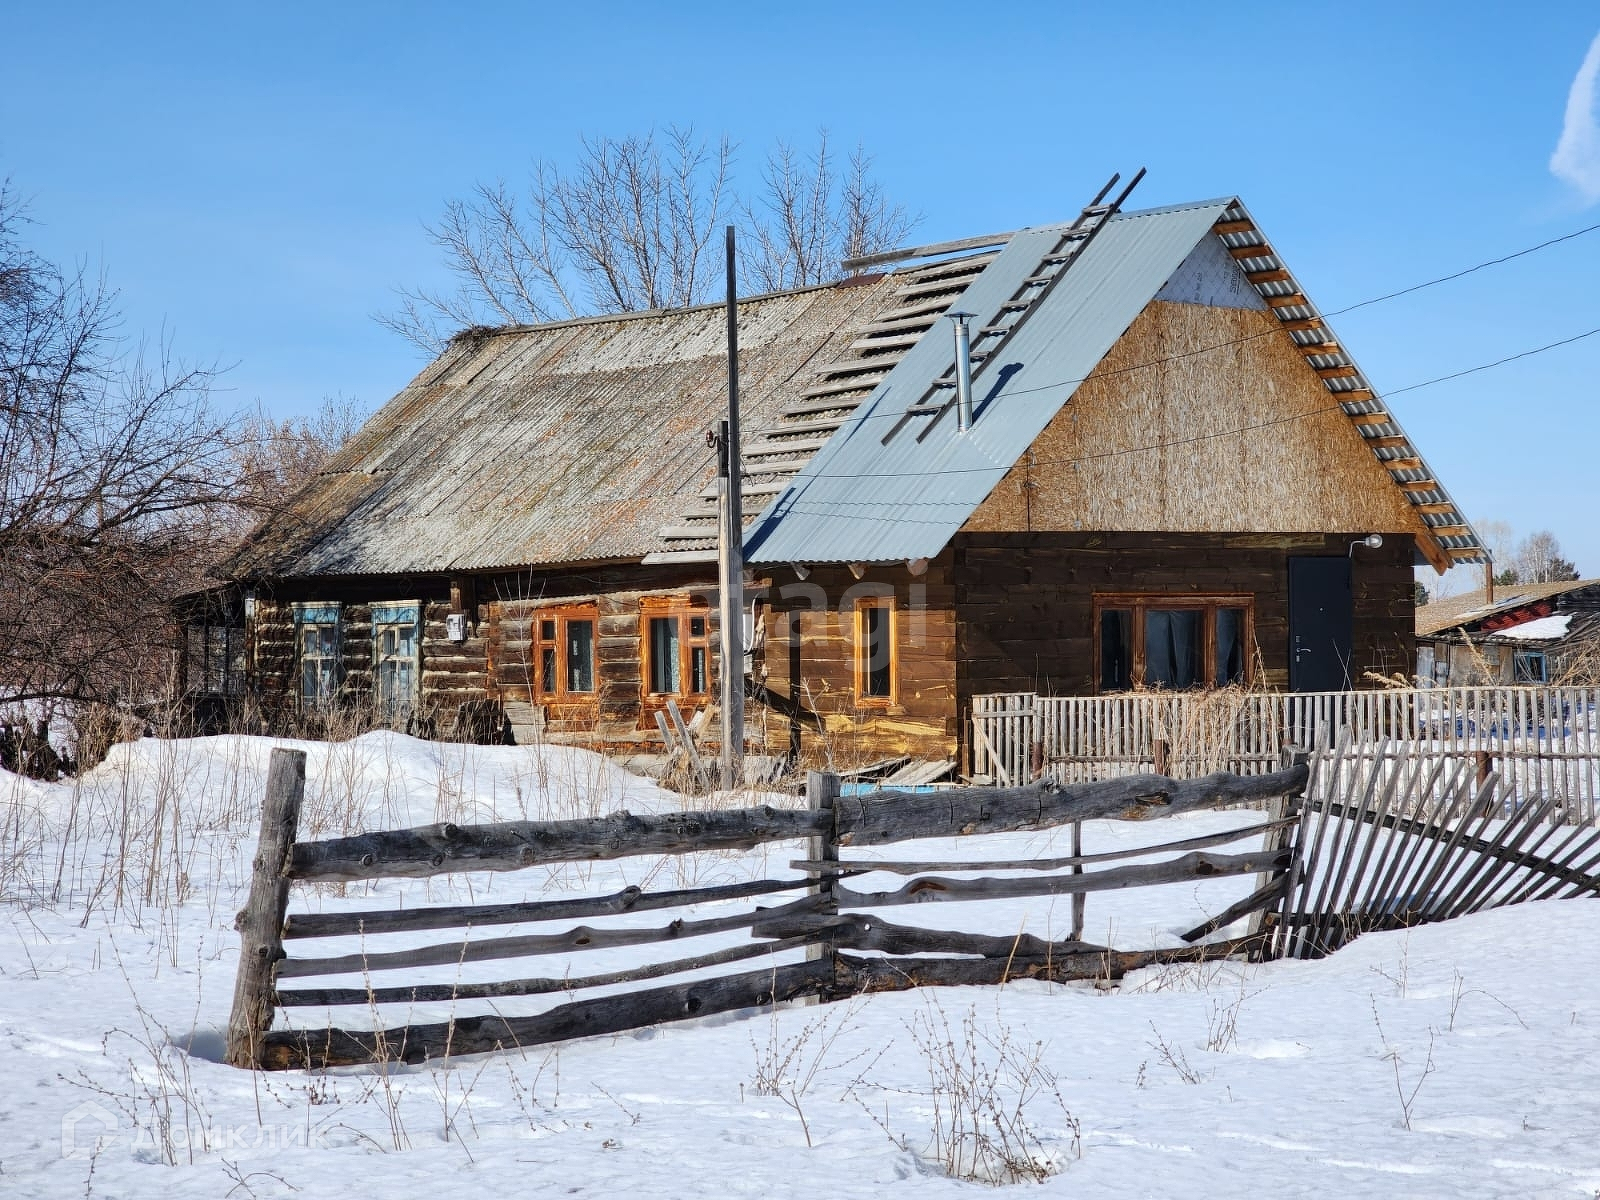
[{"left": 718, "top": 225, "right": 745, "bottom": 789}]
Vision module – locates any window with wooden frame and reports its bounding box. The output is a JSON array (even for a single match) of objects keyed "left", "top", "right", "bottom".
[
  {"left": 641, "top": 597, "right": 711, "bottom": 698},
  {"left": 529, "top": 604, "right": 598, "bottom": 702},
  {"left": 293, "top": 603, "right": 341, "bottom": 710},
  {"left": 1093, "top": 595, "right": 1253, "bottom": 692},
  {"left": 854, "top": 596, "right": 896, "bottom": 705},
  {"left": 371, "top": 602, "right": 421, "bottom": 724}
]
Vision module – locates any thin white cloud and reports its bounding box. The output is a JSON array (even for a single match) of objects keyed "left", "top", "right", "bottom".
[{"left": 1551, "top": 30, "right": 1600, "bottom": 202}]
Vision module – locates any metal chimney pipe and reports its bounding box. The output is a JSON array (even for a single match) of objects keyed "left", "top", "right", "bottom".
[{"left": 949, "top": 311, "right": 975, "bottom": 432}]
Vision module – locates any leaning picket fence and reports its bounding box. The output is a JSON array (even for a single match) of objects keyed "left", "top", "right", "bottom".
[{"left": 226, "top": 748, "right": 1308, "bottom": 1070}]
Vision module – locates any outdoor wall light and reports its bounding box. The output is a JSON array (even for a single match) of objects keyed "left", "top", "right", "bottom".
[
  {"left": 791, "top": 563, "right": 810, "bottom": 581},
  {"left": 1349, "top": 534, "right": 1384, "bottom": 556}
]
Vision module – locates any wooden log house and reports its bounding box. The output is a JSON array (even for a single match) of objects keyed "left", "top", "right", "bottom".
[{"left": 208, "top": 196, "right": 1483, "bottom": 766}]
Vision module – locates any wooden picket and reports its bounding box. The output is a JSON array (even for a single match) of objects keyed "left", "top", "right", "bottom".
[{"left": 972, "top": 686, "right": 1600, "bottom": 822}]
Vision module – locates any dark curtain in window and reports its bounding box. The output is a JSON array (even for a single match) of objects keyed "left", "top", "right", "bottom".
[
  {"left": 1145, "top": 609, "right": 1202, "bottom": 688},
  {"left": 1100, "top": 610, "right": 1133, "bottom": 690},
  {"left": 567, "top": 621, "right": 595, "bottom": 692},
  {"left": 1215, "top": 607, "right": 1247, "bottom": 685}
]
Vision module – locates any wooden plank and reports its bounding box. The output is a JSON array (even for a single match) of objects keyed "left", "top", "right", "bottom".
[
  {"left": 789, "top": 816, "right": 1294, "bottom": 875},
  {"left": 276, "top": 933, "right": 824, "bottom": 1008},
  {"left": 276, "top": 894, "right": 825, "bottom": 979},
  {"left": 282, "top": 875, "right": 813, "bottom": 939},
  {"left": 259, "top": 958, "right": 837, "bottom": 1070},
  {"left": 1212, "top": 219, "right": 1257, "bottom": 235},
  {"left": 225, "top": 749, "right": 307, "bottom": 1069},
  {"left": 1265, "top": 294, "right": 1310, "bottom": 309},
  {"left": 288, "top": 806, "right": 830, "bottom": 882},
  {"left": 1227, "top": 243, "right": 1272, "bottom": 259},
  {"left": 831, "top": 941, "right": 1262, "bottom": 995},
  {"left": 831, "top": 848, "right": 1289, "bottom": 910},
  {"left": 756, "top": 912, "right": 1099, "bottom": 960},
  {"left": 1246, "top": 268, "right": 1292, "bottom": 284},
  {"left": 841, "top": 230, "right": 1015, "bottom": 271},
  {"left": 832, "top": 765, "right": 1309, "bottom": 847}
]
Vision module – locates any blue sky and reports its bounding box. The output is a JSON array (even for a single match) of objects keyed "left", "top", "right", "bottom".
[{"left": 4, "top": 2, "right": 1598, "bottom": 586}]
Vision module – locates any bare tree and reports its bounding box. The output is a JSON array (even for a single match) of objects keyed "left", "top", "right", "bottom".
[
  {"left": 227, "top": 393, "right": 370, "bottom": 530},
  {"left": 0, "top": 182, "right": 236, "bottom": 717},
  {"left": 1511, "top": 530, "right": 1580, "bottom": 584},
  {"left": 740, "top": 134, "right": 915, "bottom": 293},
  {"left": 383, "top": 128, "right": 916, "bottom": 353}
]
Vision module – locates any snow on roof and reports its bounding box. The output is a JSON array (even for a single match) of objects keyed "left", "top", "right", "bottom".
[{"left": 1488, "top": 613, "right": 1574, "bottom": 642}]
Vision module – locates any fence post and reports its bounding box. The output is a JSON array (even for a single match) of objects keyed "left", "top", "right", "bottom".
[
  {"left": 1250, "top": 744, "right": 1309, "bottom": 955},
  {"left": 227, "top": 748, "right": 307, "bottom": 1069},
  {"left": 805, "top": 770, "right": 840, "bottom": 994}
]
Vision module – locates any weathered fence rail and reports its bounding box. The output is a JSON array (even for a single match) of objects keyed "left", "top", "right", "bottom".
[
  {"left": 228, "top": 748, "right": 1309, "bottom": 1071},
  {"left": 973, "top": 686, "right": 1600, "bottom": 820}
]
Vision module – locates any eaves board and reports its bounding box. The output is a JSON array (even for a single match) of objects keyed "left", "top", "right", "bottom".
[{"left": 742, "top": 200, "right": 1233, "bottom": 565}]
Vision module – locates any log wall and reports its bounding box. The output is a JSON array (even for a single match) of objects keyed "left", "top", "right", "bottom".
[
  {"left": 751, "top": 556, "right": 958, "bottom": 763},
  {"left": 953, "top": 531, "right": 1416, "bottom": 709}
]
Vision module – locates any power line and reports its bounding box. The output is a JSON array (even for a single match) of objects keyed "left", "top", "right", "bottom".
[
  {"left": 789, "top": 322, "right": 1600, "bottom": 485},
  {"left": 785, "top": 216, "right": 1600, "bottom": 434}
]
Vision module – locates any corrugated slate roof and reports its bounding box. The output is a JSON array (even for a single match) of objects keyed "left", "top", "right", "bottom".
[
  {"left": 742, "top": 200, "right": 1234, "bottom": 565},
  {"left": 223, "top": 279, "right": 905, "bottom": 578}
]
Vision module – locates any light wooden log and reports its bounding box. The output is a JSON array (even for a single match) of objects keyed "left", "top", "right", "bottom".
[
  {"left": 226, "top": 749, "right": 307, "bottom": 1069},
  {"left": 276, "top": 933, "right": 822, "bottom": 1007},
  {"left": 282, "top": 875, "right": 812, "bottom": 939},
  {"left": 259, "top": 957, "right": 836, "bottom": 1069},
  {"left": 831, "top": 848, "right": 1288, "bottom": 910},
  {"left": 276, "top": 894, "right": 823, "bottom": 979}
]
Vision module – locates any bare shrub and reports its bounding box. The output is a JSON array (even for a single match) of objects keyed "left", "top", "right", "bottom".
[{"left": 852, "top": 999, "right": 1080, "bottom": 1185}]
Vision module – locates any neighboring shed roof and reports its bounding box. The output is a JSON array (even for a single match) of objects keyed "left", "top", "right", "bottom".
[
  {"left": 223, "top": 278, "right": 908, "bottom": 578},
  {"left": 1417, "top": 579, "right": 1600, "bottom": 638}
]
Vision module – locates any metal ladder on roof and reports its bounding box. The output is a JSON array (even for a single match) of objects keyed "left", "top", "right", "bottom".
[{"left": 881, "top": 168, "right": 1146, "bottom": 445}]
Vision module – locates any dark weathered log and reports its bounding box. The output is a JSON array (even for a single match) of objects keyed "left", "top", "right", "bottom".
[
  {"left": 1180, "top": 877, "right": 1287, "bottom": 943},
  {"left": 282, "top": 767, "right": 1305, "bottom": 883},
  {"left": 226, "top": 749, "right": 306, "bottom": 1069},
  {"left": 806, "top": 770, "right": 840, "bottom": 975},
  {"left": 829, "top": 764, "right": 1308, "bottom": 847},
  {"left": 282, "top": 875, "right": 812, "bottom": 939},
  {"left": 276, "top": 933, "right": 821, "bottom": 1007},
  {"left": 259, "top": 957, "right": 835, "bottom": 1069},
  {"left": 288, "top": 805, "right": 829, "bottom": 882},
  {"left": 828, "top": 941, "right": 1259, "bottom": 994},
  {"left": 754, "top": 911, "right": 1102, "bottom": 960},
  {"left": 832, "top": 848, "right": 1289, "bottom": 910},
  {"left": 276, "top": 894, "right": 823, "bottom": 979},
  {"left": 790, "top": 816, "right": 1295, "bottom": 876}
]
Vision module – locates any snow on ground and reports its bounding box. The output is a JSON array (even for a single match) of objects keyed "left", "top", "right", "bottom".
[{"left": 3, "top": 734, "right": 1600, "bottom": 1197}]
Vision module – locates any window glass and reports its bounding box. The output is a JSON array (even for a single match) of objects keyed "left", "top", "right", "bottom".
[
  {"left": 649, "top": 616, "right": 681, "bottom": 694},
  {"left": 861, "top": 603, "right": 893, "bottom": 698},
  {"left": 1145, "top": 609, "right": 1203, "bottom": 688},
  {"left": 374, "top": 611, "right": 419, "bottom": 724},
  {"left": 300, "top": 624, "right": 339, "bottom": 708},
  {"left": 1513, "top": 651, "right": 1548, "bottom": 684},
  {"left": 1100, "top": 610, "right": 1133, "bottom": 691},
  {"left": 1215, "top": 607, "right": 1247, "bottom": 685},
  {"left": 567, "top": 621, "right": 595, "bottom": 692},
  {"left": 691, "top": 645, "right": 708, "bottom": 694}
]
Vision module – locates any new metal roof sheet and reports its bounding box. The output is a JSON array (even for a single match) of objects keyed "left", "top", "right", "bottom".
[{"left": 742, "top": 200, "right": 1234, "bottom": 565}]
